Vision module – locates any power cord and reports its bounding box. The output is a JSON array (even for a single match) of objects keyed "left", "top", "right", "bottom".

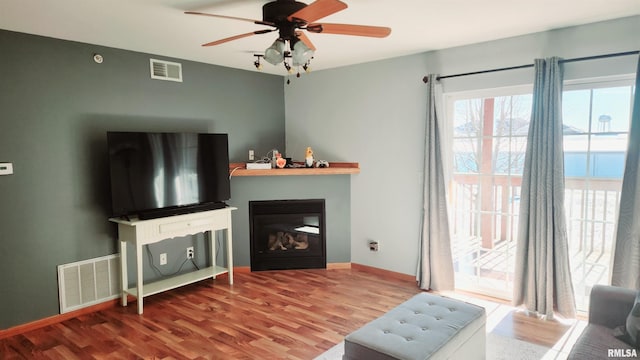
[
  {"left": 229, "top": 166, "right": 242, "bottom": 179},
  {"left": 216, "top": 235, "right": 221, "bottom": 265},
  {"left": 231, "top": 149, "right": 277, "bottom": 179},
  {"left": 265, "top": 149, "right": 278, "bottom": 161}
]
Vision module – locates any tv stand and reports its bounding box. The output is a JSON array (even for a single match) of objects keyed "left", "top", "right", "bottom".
[{"left": 110, "top": 207, "right": 236, "bottom": 314}]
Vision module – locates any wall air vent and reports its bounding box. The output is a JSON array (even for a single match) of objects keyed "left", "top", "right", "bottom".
[
  {"left": 57, "top": 254, "right": 120, "bottom": 313},
  {"left": 150, "top": 58, "right": 183, "bottom": 82}
]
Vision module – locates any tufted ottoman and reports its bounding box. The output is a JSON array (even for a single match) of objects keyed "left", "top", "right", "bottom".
[{"left": 343, "top": 292, "right": 486, "bottom": 360}]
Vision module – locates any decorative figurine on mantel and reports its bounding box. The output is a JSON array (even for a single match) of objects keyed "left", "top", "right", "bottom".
[
  {"left": 275, "top": 153, "right": 287, "bottom": 169},
  {"left": 305, "top": 147, "right": 314, "bottom": 168}
]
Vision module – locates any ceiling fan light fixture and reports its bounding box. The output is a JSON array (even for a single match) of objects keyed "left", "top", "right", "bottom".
[
  {"left": 283, "top": 61, "right": 295, "bottom": 74},
  {"left": 188, "top": 2, "right": 392, "bottom": 74},
  {"left": 264, "top": 39, "right": 286, "bottom": 65},
  {"left": 291, "top": 40, "right": 314, "bottom": 66},
  {"left": 254, "top": 55, "right": 263, "bottom": 70}
]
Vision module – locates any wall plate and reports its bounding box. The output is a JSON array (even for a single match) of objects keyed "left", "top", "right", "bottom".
[{"left": 0, "top": 163, "right": 13, "bottom": 175}]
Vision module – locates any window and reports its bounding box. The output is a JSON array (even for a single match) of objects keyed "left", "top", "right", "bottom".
[{"left": 562, "top": 77, "right": 635, "bottom": 310}]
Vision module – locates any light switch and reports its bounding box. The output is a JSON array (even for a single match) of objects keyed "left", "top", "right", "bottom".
[{"left": 0, "top": 163, "right": 14, "bottom": 175}]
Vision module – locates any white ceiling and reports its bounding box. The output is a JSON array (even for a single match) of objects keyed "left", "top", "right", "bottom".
[{"left": 1, "top": 0, "right": 639, "bottom": 76}]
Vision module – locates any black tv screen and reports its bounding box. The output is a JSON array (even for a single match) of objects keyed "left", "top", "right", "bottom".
[{"left": 107, "top": 131, "right": 230, "bottom": 219}]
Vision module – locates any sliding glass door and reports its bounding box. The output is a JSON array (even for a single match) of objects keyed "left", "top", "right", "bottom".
[
  {"left": 446, "top": 87, "right": 531, "bottom": 299},
  {"left": 445, "top": 77, "right": 634, "bottom": 309}
]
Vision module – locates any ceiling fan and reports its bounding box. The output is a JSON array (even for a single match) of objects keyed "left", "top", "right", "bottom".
[{"left": 185, "top": 0, "right": 391, "bottom": 70}]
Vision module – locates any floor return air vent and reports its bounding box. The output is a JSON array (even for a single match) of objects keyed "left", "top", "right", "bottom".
[{"left": 57, "top": 254, "right": 120, "bottom": 313}]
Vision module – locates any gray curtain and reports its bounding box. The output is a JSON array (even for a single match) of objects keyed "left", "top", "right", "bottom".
[
  {"left": 513, "top": 58, "right": 576, "bottom": 318},
  {"left": 611, "top": 55, "right": 640, "bottom": 289},
  {"left": 417, "top": 74, "right": 454, "bottom": 291}
]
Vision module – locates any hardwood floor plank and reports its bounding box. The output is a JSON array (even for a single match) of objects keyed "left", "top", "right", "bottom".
[
  {"left": 491, "top": 310, "right": 573, "bottom": 348},
  {"left": 1, "top": 268, "right": 582, "bottom": 359}
]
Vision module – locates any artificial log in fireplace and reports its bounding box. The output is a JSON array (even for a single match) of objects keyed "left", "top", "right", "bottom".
[{"left": 249, "top": 199, "right": 326, "bottom": 271}]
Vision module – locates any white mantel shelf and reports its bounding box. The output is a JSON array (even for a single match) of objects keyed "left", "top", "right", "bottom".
[{"left": 229, "top": 162, "right": 360, "bottom": 177}]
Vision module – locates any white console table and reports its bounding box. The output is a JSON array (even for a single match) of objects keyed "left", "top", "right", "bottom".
[{"left": 109, "top": 207, "right": 236, "bottom": 314}]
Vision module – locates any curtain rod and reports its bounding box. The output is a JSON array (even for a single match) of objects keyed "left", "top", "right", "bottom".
[{"left": 422, "top": 50, "right": 639, "bottom": 83}]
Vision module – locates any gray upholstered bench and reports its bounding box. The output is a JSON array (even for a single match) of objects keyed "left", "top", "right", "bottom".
[{"left": 343, "top": 292, "right": 486, "bottom": 360}]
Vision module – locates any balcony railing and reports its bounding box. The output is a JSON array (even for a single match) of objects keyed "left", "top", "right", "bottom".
[{"left": 450, "top": 173, "right": 621, "bottom": 310}]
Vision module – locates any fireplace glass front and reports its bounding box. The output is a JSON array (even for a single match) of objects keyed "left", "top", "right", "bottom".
[{"left": 249, "top": 199, "right": 326, "bottom": 271}]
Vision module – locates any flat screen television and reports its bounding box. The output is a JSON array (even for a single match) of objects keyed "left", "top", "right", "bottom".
[{"left": 107, "top": 131, "right": 231, "bottom": 220}]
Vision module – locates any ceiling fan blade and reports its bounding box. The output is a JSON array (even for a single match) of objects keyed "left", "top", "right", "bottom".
[
  {"left": 295, "top": 31, "right": 317, "bottom": 51},
  {"left": 287, "top": 0, "right": 347, "bottom": 23},
  {"left": 202, "top": 29, "right": 275, "bottom": 47},
  {"left": 185, "top": 11, "right": 275, "bottom": 27},
  {"left": 307, "top": 23, "right": 391, "bottom": 38}
]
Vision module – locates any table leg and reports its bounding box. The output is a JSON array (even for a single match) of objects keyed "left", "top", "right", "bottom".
[
  {"left": 120, "top": 238, "right": 128, "bottom": 307},
  {"left": 227, "top": 227, "right": 233, "bottom": 285},
  {"left": 136, "top": 243, "right": 144, "bottom": 314},
  {"left": 211, "top": 230, "right": 217, "bottom": 280}
]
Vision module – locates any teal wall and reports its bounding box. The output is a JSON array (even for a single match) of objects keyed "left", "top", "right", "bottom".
[{"left": 0, "top": 30, "right": 293, "bottom": 329}]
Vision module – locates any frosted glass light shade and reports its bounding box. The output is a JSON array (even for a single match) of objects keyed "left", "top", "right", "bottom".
[
  {"left": 264, "top": 39, "right": 286, "bottom": 65},
  {"left": 292, "top": 40, "right": 314, "bottom": 66}
]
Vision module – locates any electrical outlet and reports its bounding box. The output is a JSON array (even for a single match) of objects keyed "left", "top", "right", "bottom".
[
  {"left": 249, "top": 149, "right": 255, "bottom": 161},
  {"left": 369, "top": 241, "right": 379, "bottom": 252},
  {"left": 160, "top": 253, "right": 168, "bottom": 265},
  {"left": 186, "top": 246, "right": 194, "bottom": 259}
]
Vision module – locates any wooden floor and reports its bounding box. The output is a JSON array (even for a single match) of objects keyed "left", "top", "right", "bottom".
[{"left": 1, "top": 268, "right": 585, "bottom": 359}]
